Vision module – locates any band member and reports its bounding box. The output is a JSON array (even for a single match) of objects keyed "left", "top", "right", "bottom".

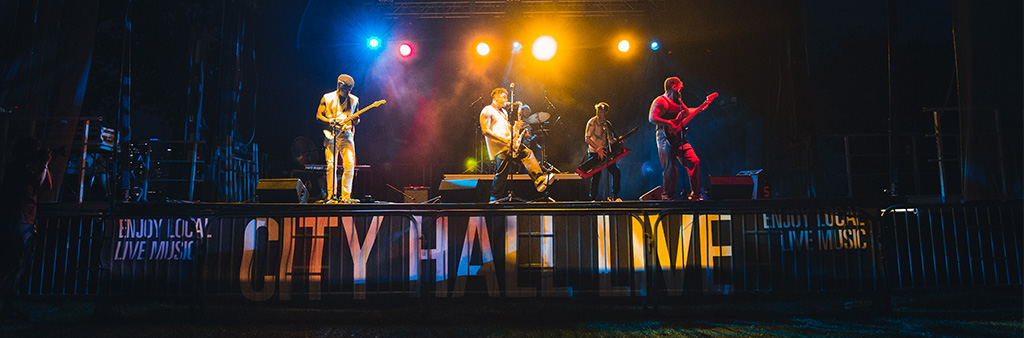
[
  {"left": 480, "top": 87, "right": 553, "bottom": 202},
  {"left": 1, "top": 137, "right": 51, "bottom": 315},
  {"left": 649, "top": 77, "right": 718, "bottom": 200},
  {"left": 317, "top": 74, "right": 360, "bottom": 203},
  {"left": 584, "top": 102, "right": 621, "bottom": 201}
]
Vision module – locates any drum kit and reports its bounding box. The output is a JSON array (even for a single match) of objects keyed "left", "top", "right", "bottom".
[{"left": 520, "top": 110, "right": 559, "bottom": 172}]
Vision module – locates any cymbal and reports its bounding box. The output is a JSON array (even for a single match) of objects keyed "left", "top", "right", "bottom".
[{"left": 523, "top": 112, "right": 550, "bottom": 124}]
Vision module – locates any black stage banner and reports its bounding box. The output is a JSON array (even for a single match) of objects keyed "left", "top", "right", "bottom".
[{"left": 98, "top": 208, "right": 878, "bottom": 300}]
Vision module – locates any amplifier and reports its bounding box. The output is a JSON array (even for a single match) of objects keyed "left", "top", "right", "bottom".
[
  {"left": 257, "top": 178, "right": 308, "bottom": 203},
  {"left": 708, "top": 175, "right": 755, "bottom": 200}
]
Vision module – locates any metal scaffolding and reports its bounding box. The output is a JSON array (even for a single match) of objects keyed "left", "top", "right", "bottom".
[{"left": 362, "top": 0, "right": 667, "bottom": 19}]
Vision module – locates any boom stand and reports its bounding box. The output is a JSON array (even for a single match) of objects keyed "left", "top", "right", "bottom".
[{"left": 490, "top": 158, "right": 528, "bottom": 203}]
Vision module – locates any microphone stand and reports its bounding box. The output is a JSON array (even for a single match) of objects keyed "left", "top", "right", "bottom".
[{"left": 468, "top": 95, "right": 489, "bottom": 174}]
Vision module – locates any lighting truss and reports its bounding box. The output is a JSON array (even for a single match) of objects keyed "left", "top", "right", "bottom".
[{"left": 362, "top": 0, "right": 668, "bottom": 19}]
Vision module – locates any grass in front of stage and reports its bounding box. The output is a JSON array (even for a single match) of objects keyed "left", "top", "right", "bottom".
[{"left": 1, "top": 290, "right": 1021, "bottom": 337}]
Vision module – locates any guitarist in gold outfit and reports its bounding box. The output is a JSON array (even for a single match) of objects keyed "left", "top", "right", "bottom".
[
  {"left": 317, "top": 74, "right": 360, "bottom": 203},
  {"left": 648, "top": 77, "right": 718, "bottom": 200},
  {"left": 480, "top": 87, "right": 553, "bottom": 203}
]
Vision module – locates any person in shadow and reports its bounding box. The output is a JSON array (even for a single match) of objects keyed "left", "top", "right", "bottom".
[{"left": 0, "top": 136, "right": 52, "bottom": 318}]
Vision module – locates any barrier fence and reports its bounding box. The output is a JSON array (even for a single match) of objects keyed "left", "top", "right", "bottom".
[
  {"left": 17, "top": 200, "right": 1022, "bottom": 301},
  {"left": 881, "top": 202, "right": 1023, "bottom": 289}
]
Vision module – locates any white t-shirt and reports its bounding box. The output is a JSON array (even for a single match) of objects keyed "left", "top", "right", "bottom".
[{"left": 480, "top": 104, "right": 511, "bottom": 159}]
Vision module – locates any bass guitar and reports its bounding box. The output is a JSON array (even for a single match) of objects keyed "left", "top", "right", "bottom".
[{"left": 665, "top": 92, "right": 717, "bottom": 150}]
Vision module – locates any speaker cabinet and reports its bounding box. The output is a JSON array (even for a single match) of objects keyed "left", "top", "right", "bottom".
[
  {"left": 257, "top": 178, "right": 308, "bottom": 203},
  {"left": 708, "top": 176, "right": 754, "bottom": 200},
  {"left": 439, "top": 174, "right": 584, "bottom": 203},
  {"left": 403, "top": 186, "right": 430, "bottom": 203}
]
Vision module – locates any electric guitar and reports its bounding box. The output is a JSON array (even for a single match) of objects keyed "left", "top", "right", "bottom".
[
  {"left": 666, "top": 92, "right": 717, "bottom": 150},
  {"left": 322, "top": 99, "right": 386, "bottom": 139}
]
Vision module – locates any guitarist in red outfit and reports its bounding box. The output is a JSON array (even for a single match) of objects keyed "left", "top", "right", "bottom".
[{"left": 648, "top": 77, "right": 718, "bottom": 200}]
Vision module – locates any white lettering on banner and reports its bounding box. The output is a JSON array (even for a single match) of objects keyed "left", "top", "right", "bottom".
[
  {"left": 652, "top": 214, "right": 695, "bottom": 295},
  {"left": 420, "top": 217, "right": 449, "bottom": 297},
  {"left": 764, "top": 208, "right": 870, "bottom": 252},
  {"left": 699, "top": 215, "right": 733, "bottom": 294},
  {"left": 343, "top": 216, "right": 382, "bottom": 300},
  {"left": 409, "top": 216, "right": 422, "bottom": 284},
  {"left": 504, "top": 215, "right": 537, "bottom": 297},
  {"left": 629, "top": 215, "right": 647, "bottom": 296},
  {"left": 304, "top": 216, "right": 333, "bottom": 300},
  {"left": 241, "top": 218, "right": 278, "bottom": 301},
  {"left": 228, "top": 213, "right": 823, "bottom": 301},
  {"left": 538, "top": 215, "right": 570, "bottom": 296},
  {"left": 278, "top": 217, "right": 296, "bottom": 300},
  {"left": 597, "top": 215, "right": 630, "bottom": 296},
  {"left": 112, "top": 218, "right": 210, "bottom": 261},
  {"left": 453, "top": 217, "right": 499, "bottom": 297},
  {"left": 112, "top": 240, "right": 146, "bottom": 260}
]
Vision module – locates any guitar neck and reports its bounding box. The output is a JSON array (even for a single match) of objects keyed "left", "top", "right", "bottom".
[
  {"left": 340, "top": 105, "right": 371, "bottom": 124},
  {"left": 335, "top": 100, "right": 384, "bottom": 125}
]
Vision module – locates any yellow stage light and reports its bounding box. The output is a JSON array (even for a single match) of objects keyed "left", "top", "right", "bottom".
[
  {"left": 618, "top": 40, "right": 630, "bottom": 52},
  {"left": 532, "top": 35, "right": 557, "bottom": 61},
  {"left": 476, "top": 42, "right": 490, "bottom": 56}
]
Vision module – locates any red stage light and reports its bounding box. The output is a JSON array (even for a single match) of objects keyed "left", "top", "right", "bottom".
[{"left": 399, "top": 43, "right": 413, "bottom": 57}]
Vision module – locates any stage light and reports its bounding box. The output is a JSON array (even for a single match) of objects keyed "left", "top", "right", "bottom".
[
  {"left": 464, "top": 157, "right": 478, "bottom": 172},
  {"left": 399, "top": 43, "right": 413, "bottom": 57},
  {"left": 476, "top": 42, "right": 490, "bottom": 56},
  {"left": 512, "top": 41, "right": 522, "bottom": 53},
  {"left": 618, "top": 40, "right": 630, "bottom": 52},
  {"left": 532, "top": 35, "right": 557, "bottom": 61},
  {"left": 650, "top": 41, "right": 660, "bottom": 51},
  {"left": 367, "top": 37, "right": 380, "bottom": 49}
]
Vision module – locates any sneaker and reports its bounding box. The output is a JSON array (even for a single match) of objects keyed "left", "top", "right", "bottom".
[
  {"left": 343, "top": 198, "right": 360, "bottom": 204},
  {"left": 324, "top": 199, "right": 340, "bottom": 204},
  {"left": 607, "top": 197, "right": 622, "bottom": 202},
  {"left": 534, "top": 173, "right": 554, "bottom": 192}
]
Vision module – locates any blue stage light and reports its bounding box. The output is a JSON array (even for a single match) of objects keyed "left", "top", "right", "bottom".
[
  {"left": 367, "top": 37, "right": 380, "bottom": 49},
  {"left": 512, "top": 41, "right": 522, "bottom": 53},
  {"left": 650, "top": 41, "right": 660, "bottom": 51}
]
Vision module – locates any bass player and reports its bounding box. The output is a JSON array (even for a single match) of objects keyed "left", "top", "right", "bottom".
[{"left": 648, "top": 77, "right": 718, "bottom": 200}]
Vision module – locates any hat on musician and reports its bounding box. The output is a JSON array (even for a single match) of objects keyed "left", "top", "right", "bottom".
[
  {"left": 337, "top": 74, "right": 355, "bottom": 90},
  {"left": 595, "top": 102, "right": 609, "bottom": 110}
]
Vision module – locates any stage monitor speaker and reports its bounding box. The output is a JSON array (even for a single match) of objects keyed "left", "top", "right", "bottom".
[
  {"left": 438, "top": 176, "right": 488, "bottom": 203},
  {"left": 640, "top": 186, "right": 664, "bottom": 201},
  {"left": 708, "top": 176, "right": 754, "bottom": 200},
  {"left": 439, "top": 174, "right": 584, "bottom": 203},
  {"left": 257, "top": 178, "right": 308, "bottom": 203}
]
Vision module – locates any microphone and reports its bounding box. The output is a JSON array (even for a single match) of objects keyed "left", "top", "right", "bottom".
[{"left": 469, "top": 96, "right": 483, "bottom": 107}]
